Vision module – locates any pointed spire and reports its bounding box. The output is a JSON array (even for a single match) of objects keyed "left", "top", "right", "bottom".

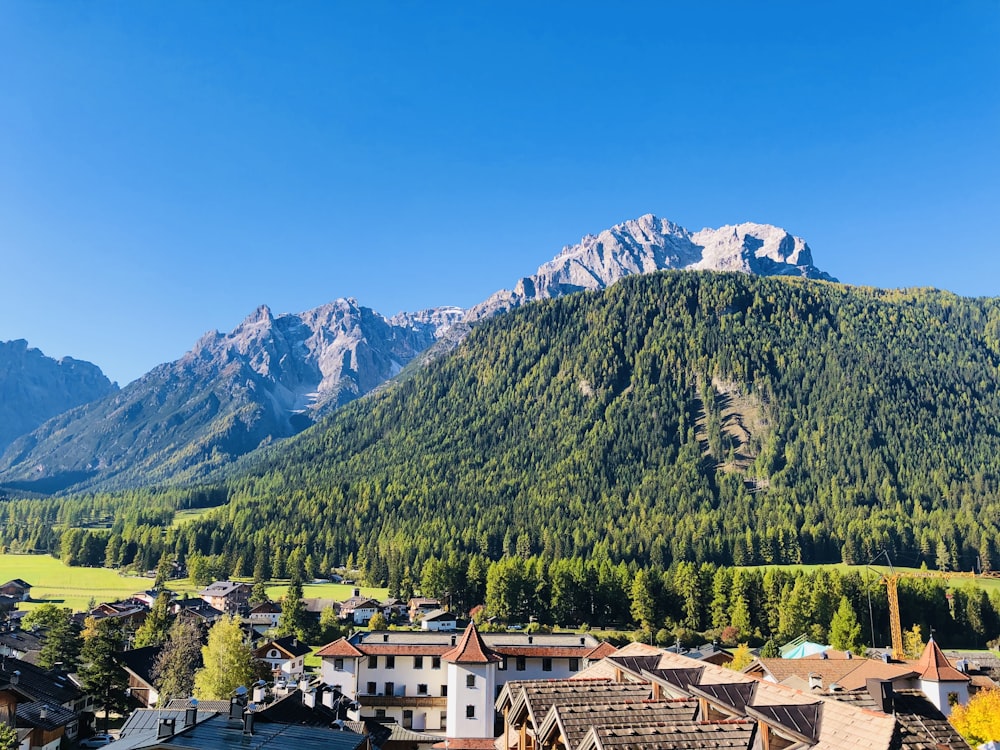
[
  {"left": 441, "top": 622, "right": 502, "bottom": 664},
  {"left": 915, "top": 637, "right": 968, "bottom": 682}
]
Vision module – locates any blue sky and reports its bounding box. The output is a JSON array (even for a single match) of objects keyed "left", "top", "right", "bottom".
[{"left": 2, "top": 2, "right": 998, "bottom": 384}]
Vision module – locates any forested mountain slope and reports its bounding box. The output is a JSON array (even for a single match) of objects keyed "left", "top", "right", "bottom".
[{"left": 6, "top": 272, "right": 1000, "bottom": 576}]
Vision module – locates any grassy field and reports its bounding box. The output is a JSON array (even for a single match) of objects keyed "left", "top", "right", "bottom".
[
  {"left": 169, "top": 507, "right": 218, "bottom": 528},
  {"left": 742, "top": 563, "right": 1000, "bottom": 594},
  {"left": 0, "top": 553, "right": 388, "bottom": 614},
  {"left": 0, "top": 553, "right": 160, "bottom": 613},
  {"left": 265, "top": 582, "right": 388, "bottom": 603}
]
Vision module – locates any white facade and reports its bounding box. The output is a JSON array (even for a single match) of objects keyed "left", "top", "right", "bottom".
[
  {"left": 446, "top": 661, "right": 496, "bottom": 740},
  {"left": 261, "top": 647, "right": 306, "bottom": 678},
  {"left": 317, "top": 629, "right": 602, "bottom": 737},
  {"left": 918, "top": 677, "right": 968, "bottom": 717}
]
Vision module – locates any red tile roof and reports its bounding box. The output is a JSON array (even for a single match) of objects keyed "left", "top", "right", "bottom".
[
  {"left": 494, "top": 646, "right": 597, "bottom": 658},
  {"left": 585, "top": 642, "right": 618, "bottom": 660},
  {"left": 314, "top": 637, "right": 364, "bottom": 658},
  {"left": 442, "top": 622, "right": 503, "bottom": 664},
  {"left": 915, "top": 638, "right": 969, "bottom": 683},
  {"left": 432, "top": 739, "right": 498, "bottom": 750}
]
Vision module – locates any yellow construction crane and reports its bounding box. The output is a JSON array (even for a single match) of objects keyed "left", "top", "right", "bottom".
[{"left": 870, "top": 553, "right": 974, "bottom": 660}]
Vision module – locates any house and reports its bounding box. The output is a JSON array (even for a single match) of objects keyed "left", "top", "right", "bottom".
[
  {"left": 379, "top": 598, "right": 408, "bottom": 621},
  {"left": 419, "top": 610, "right": 457, "bottom": 632},
  {"left": 0, "top": 656, "right": 91, "bottom": 742},
  {"left": 172, "top": 596, "right": 224, "bottom": 627},
  {"left": 496, "top": 641, "right": 970, "bottom": 750},
  {"left": 747, "top": 636, "right": 973, "bottom": 717},
  {"left": 198, "top": 581, "right": 252, "bottom": 615},
  {"left": 339, "top": 594, "right": 381, "bottom": 626},
  {"left": 0, "top": 629, "right": 43, "bottom": 663},
  {"left": 131, "top": 589, "right": 173, "bottom": 608},
  {"left": 407, "top": 598, "right": 440, "bottom": 623},
  {"left": 315, "top": 623, "right": 606, "bottom": 736},
  {"left": 254, "top": 635, "right": 313, "bottom": 680},
  {"left": 247, "top": 601, "right": 282, "bottom": 630},
  {"left": 119, "top": 645, "right": 162, "bottom": 708},
  {"left": 89, "top": 599, "right": 150, "bottom": 630},
  {"left": 0, "top": 580, "right": 31, "bottom": 602}
]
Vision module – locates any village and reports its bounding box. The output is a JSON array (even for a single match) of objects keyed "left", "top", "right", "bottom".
[{"left": 0, "top": 575, "right": 996, "bottom": 750}]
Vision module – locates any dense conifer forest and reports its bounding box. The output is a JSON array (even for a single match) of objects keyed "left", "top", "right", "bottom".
[{"left": 4, "top": 272, "right": 1000, "bottom": 594}]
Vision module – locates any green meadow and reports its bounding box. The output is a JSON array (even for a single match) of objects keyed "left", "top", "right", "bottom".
[
  {"left": 0, "top": 553, "right": 160, "bottom": 613},
  {"left": 0, "top": 553, "right": 387, "bottom": 614}
]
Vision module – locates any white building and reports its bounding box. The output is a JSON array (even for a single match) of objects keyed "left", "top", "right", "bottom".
[
  {"left": 316, "top": 623, "right": 611, "bottom": 738},
  {"left": 914, "top": 637, "right": 969, "bottom": 717},
  {"left": 420, "top": 609, "right": 457, "bottom": 631},
  {"left": 253, "top": 635, "right": 312, "bottom": 679}
]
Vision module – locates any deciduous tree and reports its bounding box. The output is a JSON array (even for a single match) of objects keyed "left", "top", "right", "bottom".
[{"left": 194, "top": 615, "right": 258, "bottom": 699}]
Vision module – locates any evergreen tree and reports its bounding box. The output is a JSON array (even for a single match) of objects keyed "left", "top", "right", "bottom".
[
  {"left": 79, "top": 618, "right": 130, "bottom": 734},
  {"left": 829, "top": 596, "right": 864, "bottom": 654},
  {"left": 275, "top": 579, "right": 309, "bottom": 640},
  {"left": 134, "top": 593, "right": 172, "bottom": 648},
  {"left": 152, "top": 619, "right": 203, "bottom": 704},
  {"left": 37, "top": 608, "right": 81, "bottom": 670}
]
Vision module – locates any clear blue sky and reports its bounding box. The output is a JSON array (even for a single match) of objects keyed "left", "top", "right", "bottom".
[{"left": 2, "top": 2, "right": 998, "bottom": 385}]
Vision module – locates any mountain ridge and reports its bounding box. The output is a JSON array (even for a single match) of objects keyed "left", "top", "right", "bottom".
[{"left": 0, "top": 213, "right": 836, "bottom": 493}]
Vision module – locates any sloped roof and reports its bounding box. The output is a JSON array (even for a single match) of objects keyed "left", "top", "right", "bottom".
[
  {"left": 16, "top": 700, "right": 77, "bottom": 730},
  {"left": 580, "top": 720, "right": 756, "bottom": 750},
  {"left": 441, "top": 622, "right": 502, "bottom": 664},
  {"left": 825, "top": 688, "right": 971, "bottom": 750},
  {"left": 315, "top": 638, "right": 364, "bottom": 658},
  {"left": 0, "top": 656, "right": 81, "bottom": 705},
  {"left": 119, "top": 645, "right": 162, "bottom": 686},
  {"left": 538, "top": 698, "right": 698, "bottom": 749},
  {"left": 256, "top": 635, "right": 312, "bottom": 659},
  {"left": 915, "top": 638, "right": 969, "bottom": 682},
  {"left": 585, "top": 641, "right": 618, "bottom": 660},
  {"left": 2, "top": 579, "right": 30, "bottom": 589}
]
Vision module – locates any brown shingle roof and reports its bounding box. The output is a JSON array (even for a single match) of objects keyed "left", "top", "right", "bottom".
[{"left": 441, "top": 622, "right": 502, "bottom": 664}]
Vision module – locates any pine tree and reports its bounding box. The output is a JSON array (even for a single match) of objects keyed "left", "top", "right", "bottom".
[
  {"left": 275, "top": 579, "right": 309, "bottom": 640},
  {"left": 79, "top": 618, "right": 130, "bottom": 734},
  {"left": 37, "top": 608, "right": 81, "bottom": 670},
  {"left": 152, "top": 619, "right": 203, "bottom": 704},
  {"left": 829, "top": 596, "right": 864, "bottom": 654},
  {"left": 134, "top": 593, "right": 172, "bottom": 648}
]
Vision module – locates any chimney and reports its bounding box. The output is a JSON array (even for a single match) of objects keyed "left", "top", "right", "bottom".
[
  {"left": 158, "top": 717, "right": 176, "bottom": 739},
  {"left": 528, "top": 636, "right": 533, "bottom": 644},
  {"left": 808, "top": 673, "right": 822, "bottom": 690},
  {"left": 39, "top": 706, "right": 48, "bottom": 721},
  {"left": 866, "top": 678, "right": 894, "bottom": 714},
  {"left": 242, "top": 711, "right": 255, "bottom": 735},
  {"left": 353, "top": 588, "right": 360, "bottom": 597},
  {"left": 299, "top": 678, "right": 311, "bottom": 692},
  {"left": 846, "top": 651, "right": 853, "bottom": 660},
  {"left": 881, "top": 652, "right": 890, "bottom": 663},
  {"left": 253, "top": 685, "right": 266, "bottom": 703},
  {"left": 829, "top": 682, "right": 842, "bottom": 692},
  {"left": 302, "top": 689, "right": 316, "bottom": 708},
  {"left": 322, "top": 690, "right": 336, "bottom": 710},
  {"left": 229, "top": 697, "right": 243, "bottom": 720},
  {"left": 450, "top": 635, "right": 456, "bottom": 646},
  {"left": 185, "top": 706, "right": 197, "bottom": 727}
]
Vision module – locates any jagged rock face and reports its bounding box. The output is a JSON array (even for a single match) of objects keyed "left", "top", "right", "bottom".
[
  {"left": 0, "top": 339, "right": 117, "bottom": 453},
  {"left": 0, "top": 213, "right": 835, "bottom": 493},
  {"left": 466, "top": 214, "right": 836, "bottom": 320},
  {"left": 0, "top": 303, "right": 464, "bottom": 492}
]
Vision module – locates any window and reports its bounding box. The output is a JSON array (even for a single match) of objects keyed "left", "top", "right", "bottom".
[
  {"left": 366, "top": 682, "right": 376, "bottom": 695},
  {"left": 432, "top": 656, "right": 441, "bottom": 669},
  {"left": 466, "top": 674, "right": 477, "bottom": 687},
  {"left": 441, "top": 685, "right": 448, "bottom": 697},
  {"left": 368, "top": 655, "right": 378, "bottom": 668},
  {"left": 542, "top": 658, "right": 552, "bottom": 672},
  {"left": 414, "top": 656, "right": 423, "bottom": 669},
  {"left": 417, "top": 684, "right": 428, "bottom": 695},
  {"left": 440, "top": 710, "right": 447, "bottom": 726},
  {"left": 466, "top": 705, "right": 476, "bottom": 719},
  {"left": 498, "top": 657, "right": 507, "bottom": 671},
  {"left": 516, "top": 657, "right": 526, "bottom": 671},
  {"left": 385, "top": 655, "right": 395, "bottom": 669},
  {"left": 402, "top": 710, "right": 413, "bottom": 729},
  {"left": 384, "top": 682, "right": 394, "bottom": 696},
  {"left": 569, "top": 658, "right": 579, "bottom": 672},
  {"left": 375, "top": 709, "right": 386, "bottom": 718},
  {"left": 333, "top": 658, "right": 344, "bottom": 670}
]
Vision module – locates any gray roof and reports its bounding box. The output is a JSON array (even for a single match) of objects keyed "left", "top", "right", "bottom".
[
  {"left": 16, "top": 701, "right": 77, "bottom": 730},
  {"left": 118, "top": 713, "right": 367, "bottom": 750}
]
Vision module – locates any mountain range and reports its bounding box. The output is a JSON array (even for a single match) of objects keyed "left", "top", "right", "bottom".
[{"left": 0, "top": 214, "right": 835, "bottom": 493}]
